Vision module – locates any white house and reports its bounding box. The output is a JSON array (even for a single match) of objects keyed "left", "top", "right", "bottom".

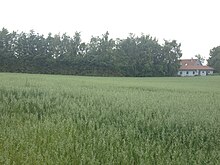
[{"left": 178, "top": 59, "right": 214, "bottom": 77}]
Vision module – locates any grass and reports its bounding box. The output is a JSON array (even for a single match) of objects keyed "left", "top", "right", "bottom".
[{"left": 0, "top": 73, "right": 220, "bottom": 164}]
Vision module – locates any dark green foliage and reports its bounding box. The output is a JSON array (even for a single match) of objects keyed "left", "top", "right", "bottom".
[
  {"left": 0, "top": 28, "right": 182, "bottom": 76},
  {"left": 0, "top": 28, "right": 17, "bottom": 72},
  {"left": 208, "top": 46, "right": 220, "bottom": 73}
]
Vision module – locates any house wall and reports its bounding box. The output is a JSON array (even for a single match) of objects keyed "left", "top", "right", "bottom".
[
  {"left": 200, "top": 70, "right": 206, "bottom": 76},
  {"left": 178, "top": 70, "right": 198, "bottom": 76},
  {"left": 208, "top": 71, "right": 213, "bottom": 75},
  {"left": 178, "top": 70, "right": 213, "bottom": 76}
]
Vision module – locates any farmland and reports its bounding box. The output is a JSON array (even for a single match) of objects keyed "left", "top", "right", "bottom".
[{"left": 0, "top": 73, "right": 220, "bottom": 164}]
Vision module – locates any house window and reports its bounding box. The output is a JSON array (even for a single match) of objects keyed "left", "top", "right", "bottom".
[
  {"left": 193, "top": 71, "right": 195, "bottom": 74},
  {"left": 186, "top": 71, "right": 188, "bottom": 74},
  {"left": 180, "top": 71, "right": 182, "bottom": 74}
]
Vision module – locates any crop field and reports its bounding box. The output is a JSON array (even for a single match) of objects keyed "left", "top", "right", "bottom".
[{"left": 0, "top": 73, "right": 220, "bottom": 164}]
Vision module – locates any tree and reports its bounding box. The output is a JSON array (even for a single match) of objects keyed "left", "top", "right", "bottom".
[
  {"left": 85, "top": 31, "right": 117, "bottom": 75},
  {"left": 136, "top": 35, "right": 163, "bottom": 76},
  {"left": 0, "top": 28, "right": 17, "bottom": 72},
  {"left": 195, "top": 54, "right": 205, "bottom": 64},
  {"left": 208, "top": 46, "right": 220, "bottom": 73},
  {"left": 162, "top": 40, "right": 182, "bottom": 76}
]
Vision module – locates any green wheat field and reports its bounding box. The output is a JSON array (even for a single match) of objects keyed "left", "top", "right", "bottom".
[{"left": 0, "top": 73, "right": 220, "bottom": 164}]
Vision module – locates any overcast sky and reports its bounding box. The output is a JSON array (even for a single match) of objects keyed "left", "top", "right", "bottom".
[{"left": 1, "top": 0, "right": 219, "bottom": 59}]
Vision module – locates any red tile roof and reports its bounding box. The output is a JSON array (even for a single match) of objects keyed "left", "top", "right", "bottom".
[{"left": 179, "top": 59, "right": 214, "bottom": 71}]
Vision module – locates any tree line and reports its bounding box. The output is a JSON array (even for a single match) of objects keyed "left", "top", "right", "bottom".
[
  {"left": 208, "top": 46, "right": 220, "bottom": 73},
  {"left": 0, "top": 28, "right": 183, "bottom": 76}
]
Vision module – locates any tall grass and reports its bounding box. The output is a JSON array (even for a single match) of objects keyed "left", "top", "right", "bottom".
[{"left": 0, "top": 73, "right": 220, "bottom": 164}]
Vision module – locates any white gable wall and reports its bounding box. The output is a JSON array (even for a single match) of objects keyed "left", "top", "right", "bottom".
[
  {"left": 200, "top": 70, "right": 206, "bottom": 76},
  {"left": 178, "top": 70, "right": 213, "bottom": 76},
  {"left": 207, "top": 70, "right": 213, "bottom": 75},
  {"left": 178, "top": 70, "right": 198, "bottom": 76}
]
